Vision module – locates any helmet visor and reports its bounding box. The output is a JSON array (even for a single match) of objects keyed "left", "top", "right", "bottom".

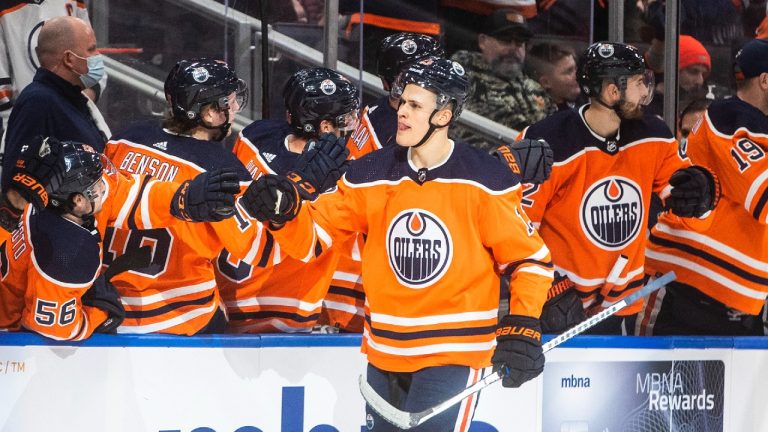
[{"left": 335, "top": 110, "right": 360, "bottom": 138}]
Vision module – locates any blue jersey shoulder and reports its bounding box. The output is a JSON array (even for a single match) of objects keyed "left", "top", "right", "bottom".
[
  {"left": 29, "top": 209, "right": 100, "bottom": 285},
  {"left": 707, "top": 98, "right": 768, "bottom": 136},
  {"left": 345, "top": 140, "right": 520, "bottom": 191},
  {"left": 113, "top": 122, "right": 251, "bottom": 181}
]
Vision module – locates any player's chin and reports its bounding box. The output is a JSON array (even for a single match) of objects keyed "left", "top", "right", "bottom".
[
  {"left": 395, "top": 130, "right": 419, "bottom": 147},
  {"left": 620, "top": 104, "right": 644, "bottom": 120}
]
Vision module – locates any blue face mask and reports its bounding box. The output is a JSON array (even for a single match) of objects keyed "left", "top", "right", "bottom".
[{"left": 70, "top": 52, "right": 105, "bottom": 88}]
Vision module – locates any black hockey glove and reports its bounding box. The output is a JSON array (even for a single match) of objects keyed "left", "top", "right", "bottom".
[
  {"left": 491, "top": 315, "right": 545, "bottom": 388},
  {"left": 289, "top": 133, "right": 350, "bottom": 200},
  {"left": 171, "top": 168, "right": 240, "bottom": 222},
  {"left": 10, "top": 135, "right": 64, "bottom": 208},
  {"left": 241, "top": 174, "right": 301, "bottom": 225},
  {"left": 104, "top": 246, "right": 152, "bottom": 281},
  {"left": 540, "top": 274, "right": 586, "bottom": 334},
  {"left": 82, "top": 274, "right": 125, "bottom": 333},
  {"left": 665, "top": 166, "right": 720, "bottom": 218},
  {"left": 492, "top": 138, "right": 553, "bottom": 184}
]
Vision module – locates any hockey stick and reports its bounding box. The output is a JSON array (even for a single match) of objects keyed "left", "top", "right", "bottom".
[{"left": 359, "top": 271, "right": 676, "bottom": 429}]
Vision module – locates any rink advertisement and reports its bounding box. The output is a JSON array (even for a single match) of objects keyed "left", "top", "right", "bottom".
[
  {"left": 542, "top": 360, "right": 725, "bottom": 432},
  {"left": 1, "top": 334, "right": 767, "bottom": 431}
]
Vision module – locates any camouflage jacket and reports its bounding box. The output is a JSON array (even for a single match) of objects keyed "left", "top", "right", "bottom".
[{"left": 450, "top": 50, "right": 555, "bottom": 151}]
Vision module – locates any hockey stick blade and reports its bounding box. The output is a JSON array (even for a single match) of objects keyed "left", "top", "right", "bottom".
[{"left": 359, "top": 271, "right": 676, "bottom": 429}]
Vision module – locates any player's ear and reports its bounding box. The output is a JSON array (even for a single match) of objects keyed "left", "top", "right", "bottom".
[
  {"left": 319, "top": 119, "right": 335, "bottom": 134},
  {"left": 434, "top": 107, "right": 453, "bottom": 127}
]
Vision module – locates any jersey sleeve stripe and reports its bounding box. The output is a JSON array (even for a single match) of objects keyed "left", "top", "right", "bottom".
[
  {"left": 751, "top": 186, "right": 768, "bottom": 222},
  {"left": 124, "top": 293, "right": 216, "bottom": 319},
  {"left": 646, "top": 249, "right": 765, "bottom": 299},
  {"left": 224, "top": 296, "right": 324, "bottom": 312},
  {"left": 256, "top": 231, "right": 274, "bottom": 268},
  {"left": 745, "top": 168, "right": 768, "bottom": 215},
  {"left": 117, "top": 301, "right": 218, "bottom": 334},
  {"left": 119, "top": 280, "right": 217, "bottom": 306},
  {"left": 139, "top": 179, "right": 158, "bottom": 229},
  {"left": 655, "top": 222, "right": 767, "bottom": 270},
  {"left": 113, "top": 174, "right": 141, "bottom": 229},
  {"left": 127, "top": 175, "right": 152, "bottom": 230},
  {"left": 229, "top": 311, "right": 320, "bottom": 325},
  {"left": 516, "top": 265, "right": 555, "bottom": 278},
  {"left": 328, "top": 285, "right": 367, "bottom": 300},
  {"left": 649, "top": 233, "right": 768, "bottom": 285},
  {"left": 322, "top": 299, "right": 364, "bottom": 316}
]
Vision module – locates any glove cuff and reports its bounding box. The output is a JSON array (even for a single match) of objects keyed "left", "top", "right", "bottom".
[{"left": 496, "top": 314, "right": 542, "bottom": 345}]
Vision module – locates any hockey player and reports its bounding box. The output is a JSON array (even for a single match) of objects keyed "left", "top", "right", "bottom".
[
  {"left": 104, "top": 58, "right": 295, "bottom": 335},
  {"left": 640, "top": 39, "right": 768, "bottom": 336},
  {"left": 240, "top": 57, "right": 553, "bottom": 431},
  {"left": 0, "top": 136, "right": 238, "bottom": 340},
  {"left": 516, "top": 42, "right": 718, "bottom": 335},
  {"left": 346, "top": 32, "right": 443, "bottom": 158},
  {"left": 216, "top": 66, "right": 358, "bottom": 333}
]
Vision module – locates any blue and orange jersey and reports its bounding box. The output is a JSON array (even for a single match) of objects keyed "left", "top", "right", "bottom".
[
  {"left": 269, "top": 140, "right": 553, "bottom": 372},
  {"left": 519, "top": 105, "right": 690, "bottom": 315},
  {"left": 104, "top": 122, "right": 275, "bottom": 335},
  {"left": 645, "top": 98, "right": 768, "bottom": 315},
  {"left": 346, "top": 95, "right": 398, "bottom": 160},
  {"left": 0, "top": 166, "right": 185, "bottom": 341},
  {"left": 218, "top": 120, "right": 360, "bottom": 332}
]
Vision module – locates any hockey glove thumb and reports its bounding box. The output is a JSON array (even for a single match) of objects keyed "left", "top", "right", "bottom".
[
  {"left": 491, "top": 315, "right": 545, "bottom": 388},
  {"left": 492, "top": 138, "right": 553, "bottom": 184},
  {"left": 241, "top": 174, "right": 301, "bottom": 225},
  {"left": 665, "top": 165, "right": 720, "bottom": 218},
  {"left": 289, "top": 133, "right": 350, "bottom": 200},
  {"left": 82, "top": 274, "right": 125, "bottom": 333},
  {"left": 171, "top": 168, "right": 241, "bottom": 222}
]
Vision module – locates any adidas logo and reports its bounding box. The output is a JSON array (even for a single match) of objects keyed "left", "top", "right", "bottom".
[
  {"left": 262, "top": 152, "right": 277, "bottom": 163},
  {"left": 153, "top": 141, "right": 168, "bottom": 151}
]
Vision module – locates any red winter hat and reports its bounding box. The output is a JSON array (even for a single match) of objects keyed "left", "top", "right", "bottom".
[{"left": 679, "top": 35, "right": 711, "bottom": 72}]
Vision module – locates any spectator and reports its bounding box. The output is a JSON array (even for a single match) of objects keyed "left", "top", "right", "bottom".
[
  {"left": 451, "top": 10, "right": 555, "bottom": 150},
  {"left": 526, "top": 42, "right": 582, "bottom": 110},
  {"left": 641, "top": 39, "right": 768, "bottom": 336},
  {"left": 0, "top": 136, "right": 240, "bottom": 341},
  {"left": 239, "top": 57, "right": 553, "bottom": 430},
  {"left": 2, "top": 16, "right": 109, "bottom": 193},
  {"left": 646, "top": 35, "right": 716, "bottom": 118}
]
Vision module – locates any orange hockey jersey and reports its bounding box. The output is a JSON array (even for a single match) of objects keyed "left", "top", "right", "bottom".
[
  {"left": 270, "top": 141, "right": 553, "bottom": 372},
  {"left": 645, "top": 98, "right": 768, "bottom": 315},
  {"left": 0, "top": 167, "right": 183, "bottom": 341},
  {"left": 103, "top": 123, "right": 275, "bottom": 335},
  {"left": 519, "top": 106, "right": 690, "bottom": 315},
  {"left": 217, "top": 120, "right": 363, "bottom": 332}
]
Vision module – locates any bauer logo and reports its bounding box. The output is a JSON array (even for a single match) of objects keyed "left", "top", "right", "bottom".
[
  {"left": 580, "top": 177, "right": 643, "bottom": 251},
  {"left": 386, "top": 209, "right": 452, "bottom": 289}
]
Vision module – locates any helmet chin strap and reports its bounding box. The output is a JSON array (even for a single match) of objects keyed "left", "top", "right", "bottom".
[
  {"left": 200, "top": 110, "right": 232, "bottom": 142},
  {"left": 593, "top": 92, "right": 629, "bottom": 120},
  {"left": 413, "top": 110, "right": 449, "bottom": 148}
]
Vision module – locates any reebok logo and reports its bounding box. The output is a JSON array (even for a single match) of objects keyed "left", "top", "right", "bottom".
[{"left": 262, "top": 152, "right": 277, "bottom": 163}]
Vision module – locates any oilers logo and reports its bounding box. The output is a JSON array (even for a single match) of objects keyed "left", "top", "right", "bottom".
[
  {"left": 386, "top": 209, "right": 453, "bottom": 289},
  {"left": 580, "top": 177, "right": 643, "bottom": 250}
]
